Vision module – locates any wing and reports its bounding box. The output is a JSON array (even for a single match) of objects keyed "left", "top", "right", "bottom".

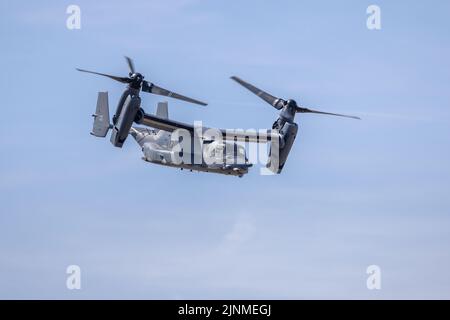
[{"left": 137, "top": 112, "right": 277, "bottom": 143}]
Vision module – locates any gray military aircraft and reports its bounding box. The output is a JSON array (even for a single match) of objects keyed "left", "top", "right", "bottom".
[{"left": 78, "top": 57, "right": 360, "bottom": 177}]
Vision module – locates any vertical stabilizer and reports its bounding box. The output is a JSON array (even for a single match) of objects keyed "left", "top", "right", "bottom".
[
  {"left": 91, "top": 92, "right": 111, "bottom": 137},
  {"left": 156, "top": 102, "right": 169, "bottom": 119}
]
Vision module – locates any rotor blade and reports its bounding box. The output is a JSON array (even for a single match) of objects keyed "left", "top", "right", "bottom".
[
  {"left": 230, "top": 76, "right": 284, "bottom": 109},
  {"left": 142, "top": 81, "right": 207, "bottom": 106},
  {"left": 124, "top": 56, "right": 135, "bottom": 74},
  {"left": 296, "top": 107, "right": 361, "bottom": 120},
  {"left": 76, "top": 68, "right": 130, "bottom": 83}
]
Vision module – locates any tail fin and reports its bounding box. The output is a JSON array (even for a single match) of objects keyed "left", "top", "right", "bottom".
[
  {"left": 156, "top": 102, "right": 169, "bottom": 119},
  {"left": 91, "top": 92, "right": 111, "bottom": 137}
]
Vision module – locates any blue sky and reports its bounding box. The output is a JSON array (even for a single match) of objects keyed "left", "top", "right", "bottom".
[{"left": 1, "top": 0, "right": 450, "bottom": 299}]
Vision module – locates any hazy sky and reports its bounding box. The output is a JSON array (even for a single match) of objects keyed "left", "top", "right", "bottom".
[{"left": 1, "top": 0, "right": 450, "bottom": 299}]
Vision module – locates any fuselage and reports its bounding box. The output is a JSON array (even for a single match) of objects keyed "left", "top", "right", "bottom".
[{"left": 130, "top": 127, "right": 252, "bottom": 177}]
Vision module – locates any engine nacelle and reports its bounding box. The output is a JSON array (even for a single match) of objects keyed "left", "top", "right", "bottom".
[
  {"left": 267, "top": 121, "right": 298, "bottom": 174},
  {"left": 110, "top": 93, "right": 141, "bottom": 148}
]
